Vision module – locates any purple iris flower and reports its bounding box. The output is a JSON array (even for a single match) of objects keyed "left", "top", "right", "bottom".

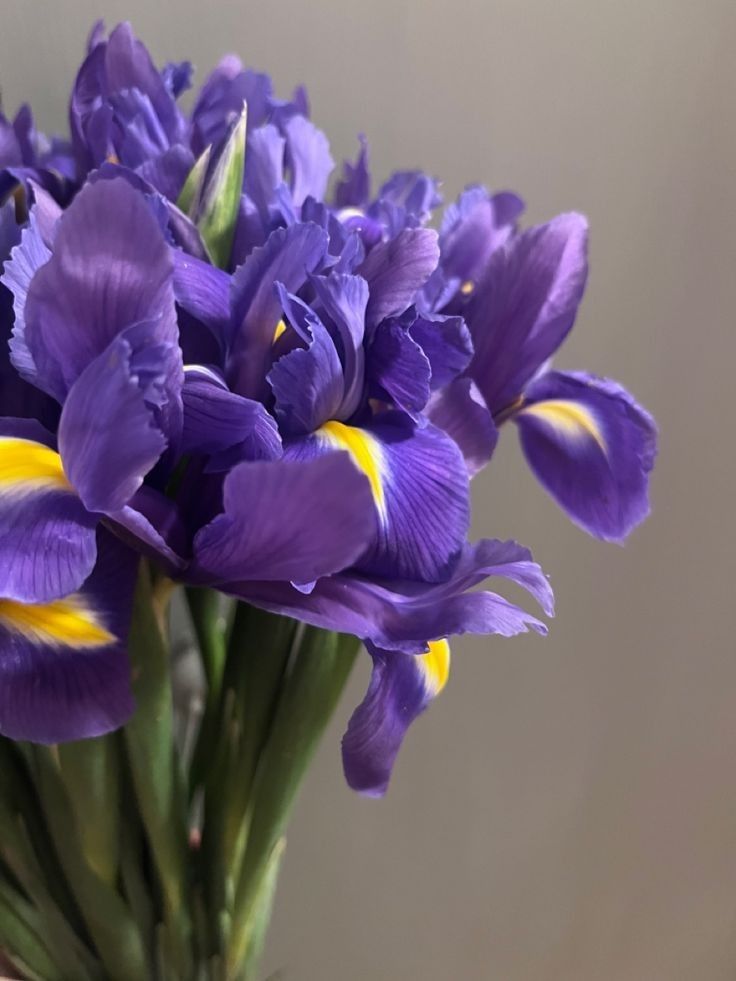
[
  {"left": 0, "top": 26, "right": 657, "bottom": 796},
  {"left": 428, "top": 188, "right": 657, "bottom": 542}
]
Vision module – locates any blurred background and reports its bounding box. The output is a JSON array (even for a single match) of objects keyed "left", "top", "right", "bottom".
[{"left": 2, "top": 1, "right": 735, "bottom": 978}]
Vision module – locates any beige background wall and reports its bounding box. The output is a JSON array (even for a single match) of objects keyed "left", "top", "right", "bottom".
[{"left": 2, "top": 1, "right": 735, "bottom": 978}]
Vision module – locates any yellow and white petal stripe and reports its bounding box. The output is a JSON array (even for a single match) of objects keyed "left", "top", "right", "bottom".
[
  {"left": 0, "top": 595, "right": 115, "bottom": 649},
  {"left": 519, "top": 399, "right": 607, "bottom": 454},
  {"left": 317, "top": 420, "right": 388, "bottom": 524},
  {"left": 0, "top": 438, "right": 73, "bottom": 492},
  {"left": 418, "top": 638, "right": 451, "bottom": 696}
]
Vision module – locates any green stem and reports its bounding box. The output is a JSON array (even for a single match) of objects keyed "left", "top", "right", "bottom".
[
  {"left": 227, "top": 629, "right": 360, "bottom": 977},
  {"left": 123, "top": 563, "right": 193, "bottom": 978}
]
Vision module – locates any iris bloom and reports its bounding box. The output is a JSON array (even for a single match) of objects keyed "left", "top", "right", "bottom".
[{"left": 0, "top": 23, "right": 656, "bottom": 795}]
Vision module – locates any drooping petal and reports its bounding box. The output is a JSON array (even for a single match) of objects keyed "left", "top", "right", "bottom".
[
  {"left": 427, "top": 378, "right": 498, "bottom": 477},
  {"left": 342, "top": 640, "right": 450, "bottom": 796},
  {"left": 0, "top": 423, "right": 97, "bottom": 603},
  {"left": 193, "top": 453, "right": 374, "bottom": 584},
  {"left": 290, "top": 413, "right": 470, "bottom": 582},
  {"left": 57, "top": 335, "right": 168, "bottom": 515},
  {"left": 182, "top": 366, "right": 282, "bottom": 467},
  {"left": 227, "top": 222, "right": 328, "bottom": 397},
  {"left": 0, "top": 529, "right": 136, "bottom": 743},
  {"left": 514, "top": 370, "right": 657, "bottom": 542},
  {"left": 221, "top": 538, "right": 554, "bottom": 654},
  {"left": 24, "top": 178, "right": 179, "bottom": 402},
  {"left": 358, "top": 228, "right": 440, "bottom": 328},
  {"left": 464, "top": 212, "right": 588, "bottom": 414}
]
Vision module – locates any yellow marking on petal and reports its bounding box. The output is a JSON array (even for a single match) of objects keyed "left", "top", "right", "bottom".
[
  {"left": 419, "top": 639, "right": 451, "bottom": 695},
  {"left": 0, "top": 596, "right": 115, "bottom": 649},
  {"left": 106, "top": 153, "right": 120, "bottom": 165},
  {"left": 0, "top": 439, "right": 73, "bottom": 491},
  {"left": 317, "top": 420, "right": 387, "bottom": 522},
  {"left": 272, "top": 319, "right": 287, "bottom": 343},
  {"left": 520, "top": 399, "right": 607, "bottom": 453},
  {"left": 460, "top": 280, "right": 475, "bottom": 295}
]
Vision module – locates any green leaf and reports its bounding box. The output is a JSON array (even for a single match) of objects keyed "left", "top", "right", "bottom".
[{"left": 197, "top": 103, "right": 247, "bottom": 268}]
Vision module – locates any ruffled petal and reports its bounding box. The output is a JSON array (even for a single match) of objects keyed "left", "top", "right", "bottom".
[
  {"left": 0, "top": 529, "right": 136, "bottom": 743},
  {"left": 514, "top": 370, "right": 657, "bottom": 542},
  {"left": 366, "top": 320, "right": 431, "bottom": 417},
  {"left": 193, "top": 453, "right": 374, "bottom": 584},
  {"left": 343, "top": 640, "right": 450, "bottom": 796}
]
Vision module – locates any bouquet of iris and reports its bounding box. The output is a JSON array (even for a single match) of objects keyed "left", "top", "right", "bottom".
[{"left": 0, "top": 21, "right": 656, "bottom": 981}]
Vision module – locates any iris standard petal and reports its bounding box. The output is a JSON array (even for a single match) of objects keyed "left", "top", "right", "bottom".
[
  {"left": 409, "top": 312, "right": 473, "bottom": 390},
  {"left": 439, "top": 185, "right": 524, "bottom": 286},
  {"left": 24, "top": 177, "right": 179, "bottom": 402},
  {"left": 228, "top": 222, "right": 328, "bottom": 397},
  {"left": 358, "top": 228, "right": 440, "bottom": 328},
  {"left": 366, "top": 320, "right": 431, "bottom": 417},
  {"left": 283, "top": 115, "right": 334, "bottom": 208},
  {"left": 342, "top": 639, "right": 450, "bottom": 796},
  {"left": 334, "top": 135, "right": 370, "bottom": 209},
  {"left": 0, "top": 426, "right": 97, "bottom": 603},
  {"left": 515, "top": 370, "right": 657, "bottom": 542},
  {"left": 192, "top": 453, "right": 374, "bottom": 584},
  {"left": 464, "top": 212, "right": 588, "bottom": 415},
  {"left": 0, "top": 529, "right": 136, "bottom": 743}
]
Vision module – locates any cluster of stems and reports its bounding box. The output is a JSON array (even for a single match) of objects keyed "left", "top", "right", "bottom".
[{"left": 0, "top": 562, "right": 358, "bottom": 980}]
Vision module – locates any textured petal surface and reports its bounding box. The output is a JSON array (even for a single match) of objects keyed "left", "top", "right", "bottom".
[{"left": 358, "top": 228, "right": 440, "bottom": 328}]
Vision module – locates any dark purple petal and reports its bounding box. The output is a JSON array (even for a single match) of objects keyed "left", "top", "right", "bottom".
[
  {"left": 343, "top": 640, "right": 450, "bottom": 796},
  {"left": 409, "top": 312, "right": 473, "bottom": 389},
  {"left": 172, "top": 250, "right": 230, "bottom": 343},
  {"left": 0, "top": 529, "right": 136, "bottom": 743},
  {"left": 464, "top": 212, "right": 588, "bottom": 414},
  {"left": 427, "top": 378, "right": 498, "bottom": 477},
  {"left": 24, "top": 178, "right": 179, "bottom": 402},
  {"left": 366, "top": 320, "right": 431, "bottom": 417},
  {"left": 358, "top": 228, "right": 440, "bottom": 328},
  {"left": 310, "top": 273, "right": 367, "bottom": 415},
  {"left": 514, "top": 370, "right": 657, "bottom": 542},
  {"left": 193, "top": 453, "right": 374, "bottom": 584},
  {"left": 137, "top": 144, "right": 194, "bottom": 201},
  {"left": 58, "top": 335, "right": 168, "bottom": 515},
  {"left": 182, "top": 366, "right": 282, "bottom": 467},
  {"left": 2, "top": 210, "right": 51, "bottom": 386},
  {"left": 227, "top": 222, "right": 328, "bottom": 397}
]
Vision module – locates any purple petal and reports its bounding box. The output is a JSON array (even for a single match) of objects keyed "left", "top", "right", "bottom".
[
  {"left": 58, "top": 335, "right": 168, "bottom": 515},
  {"left": 358, "top": 228, "right": 440, "bottom": 328},
  {"left": 172, "top": 250, "right": 231, "bottom": 343},
  {"left": 366, "top": 320, "right": 431, "bottom": 417},
  {"left": 227, "top": 222, "right": 328, "bottom": 397},
  {"left": 283, "top": 115, "right": 334, "bottom": 207},
  {"left": 427, "top": 378, "right": 498, "bottom": 477},
  {"left": 409, "top": 312, "right": 473, "bottom": 390},
  {"left": 2, "top": 210, "right": 51, "bottom": 386},
  {"left": 334, "top": 135, "right": 370, "bottom": 208},
  {"left": 222, "top": 538, "right": 553, "bottom": 653},
  {"left": 343, "top": 640, "right": 450, "bottom": 796},
  {"left": 514, "top": 370, "right": 657, "bottom": 542},
  {"left": 182, "top": 366, "right": 282, "bottom": 467},
  {"left": 24, "top": 178, "right": 178, "bottom": 402},
  {"left": 310, "top": 273, "right": 368, "bottom": 416},
  {"left": 0, "top": 425, "right": 97, "bottom": 603},
  {"left": 439, "top": 185, "right": 524, "bottom": 285},
  {"left": 193, "top": 453, "right": 374, "bottom": 584},
  {"left": 0, "top": 529, "right": 136, "bottom": 743},
  {"left": 464, "top": 212, "right": 588, "bottom": 414}
]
